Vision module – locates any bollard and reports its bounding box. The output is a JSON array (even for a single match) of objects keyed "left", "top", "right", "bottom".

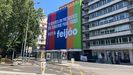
[
  {"left": 31, "top": 60, "right": 34, "bottom": 65},
  {"left": 92, "top": 72, "right": 96, "bottom": 75},
  {"left": 60, "top": 66, "right": 63, "bottom": 71},
  {"left": 80, "top": 70, "right": 84, "bottom": 75},
  {"left": 71, "top": 58, "right": 75, "bottom": 64},
  {"left": 69, "top": 58, "right": 75, "bottom": 75},
  {"left": 41, "top": 62, "right": 46, "bottom": 75},
  {"left": 69, "top": 66, "right": 72, "bottom": 75}
]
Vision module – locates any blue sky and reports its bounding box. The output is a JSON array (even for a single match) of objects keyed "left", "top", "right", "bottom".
[{"left": 34, "top": 0, "right": 71, "bottom": 16}]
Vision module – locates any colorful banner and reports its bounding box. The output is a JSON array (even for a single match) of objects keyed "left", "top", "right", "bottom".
[{"left": 46, "top": 1, "right": 81, "bottom": 50}]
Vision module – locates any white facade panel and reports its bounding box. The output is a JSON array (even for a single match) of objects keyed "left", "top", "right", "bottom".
[
  {"left": 89, "top": 0, "right": 121, "bottom": 14},
  {"left": 88, "top": 0, "right": 100, "bottom": 6},
  {"left": 90, "top": 43, "right": 133, "bottom": 50},
  {"left": 89, "top": 30, "right": 132, "bottom": 40},
  {"left": 89, "top": 7, "right": 128, "bottom": 22},
  {"left": 89, "top": 18, "right": 129, "bottom": 31}
]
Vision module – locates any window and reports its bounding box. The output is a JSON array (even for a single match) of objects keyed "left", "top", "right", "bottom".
[
  {"left": 110, "top": 28, "right": 115, "bottom": 33},
  {"left": 122, "top": 37, "right": 128, "bottom": 43},
  {"left": 100, "top": 30, "right": 105, "bottom": 35},
  {"left": 90, "top": 41, "right": 93, "bottom": 46},
  {"left": 105, "top": 29, "right": 110, "bottom": 34},
  {"left": 93, "top": 41, "right": 96, "bottom": 46},
  {"left": 96, "top": 41, "right": 99, "bottom": 45},
  {"left": 90, "top": 36, "right": 132, "bottom": 46},
  {"left": 105, "top": 39, "right": 110, "bottom": 45},
  {"left": 89, "top": 0, "right": 113, "bottom": 11},
  {"left": 111, "top": 38, "right": 115, "bottom": 44},
  {"left": 115, "top": 38, "right": 119, "bottom": 44},
  {"left": 89, "top": 24, "right": 130, "bottom": 36},
  {"left": 89, "top": 1, "right": 128, "bottom": 19},
  {"left": 128, "top": 36, "right": 132, "bottom": 42},
  {"left": 100, "top": 40, "right": 105, "bottom": 45},
  {"left": 119, "top": 38, "right": 122, "bottom": 44},
  {"left": 115, "top": 24, "right": 130, "bottom": 32},
  {"left": 89, "top": 12, "right": 128, "bottom": 28}
]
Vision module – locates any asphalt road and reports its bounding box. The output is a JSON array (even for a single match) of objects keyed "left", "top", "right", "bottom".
[
  {"left": 45, "top": 63, "right": 86, "bottom": 75},
  {"left": 0, "top": 63, "right": 90, "bottom": 75},
  {"left": 0, "top": 62, "right": 133, "bottom": 75}
]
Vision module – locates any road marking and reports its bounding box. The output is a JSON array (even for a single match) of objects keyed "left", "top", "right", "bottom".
[
  {"left": 55, "top": 70, "right": 60, "bottom": 73},
  {"left": 53, "top": 66, "right": 56, "bottom": 68},
  {"left": 13, "top": 69, "right": 21, "bottom": 71},
  {"left": 49, "top": 69, "right": 54, "bottom": 71},
  {"left": 0, "top": 71, "right": 36, "bottom": 75},
  {"left": 0, "top": 66, "right": 10, "bottom": 69},
  {"left": 48, "top": 68, "right": 60, "bottom": 73},
  {"left": 64, "top": 73, "right": 69, "bottom": 75}
]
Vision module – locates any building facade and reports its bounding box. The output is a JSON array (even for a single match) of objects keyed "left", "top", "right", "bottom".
[
  {"left": 44, "top": 0, "right": 82, "bottom": 62},
  {"left": 36, "top": 17, "right": 47, "bottom": 50},
  {"left": 82, "top": 0, "right": 133, "bottom": 64}
]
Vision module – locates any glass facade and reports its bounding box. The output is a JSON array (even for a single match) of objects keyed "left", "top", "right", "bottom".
[
  {"left": 89, "top": 12, "right": 129, "bottom": 27},
  {"left": 82, "top": 0, "right": 133, "bottom": 64},
  {"left": 89, "top": 35, "right": 133, "bottom": 46},
  {"left": 89, "top": 0, "right": 113, "bottom": 11},
  {"left": 89, "top": 24, "right": 130, "bottom": 36},
  {"left": 89, "top": 1, "right": 128, "bottom": 19},
  {"left": 92, "top": 50, "right": 130, "bottom": 64}
]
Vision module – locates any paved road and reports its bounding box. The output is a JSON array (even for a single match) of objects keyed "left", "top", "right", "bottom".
[
  {"left": 0, "top": 63, "right": 87, "bottom": 75},
  {"left": 75, "top": 61, "right": 133, "bottom": 75},
  {"left": 0, "top": 62, "right": 133, "bottom": 75},
  {"left": 46, "top": 62, "right": 133, "bottom": 75},
  {"left": 46, "top": 63, "right": 86, "bottom": 75}
]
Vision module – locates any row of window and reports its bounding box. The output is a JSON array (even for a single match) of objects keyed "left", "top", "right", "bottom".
[
  {"left": 89, "top": 1, "right": 128, "bottom": 19},
  {"left": 88, "top": 0, "right": 94, "bottom": 3},
  {"left": 89, "top": 36, "right": 133, "bottom": 46},
  {"left": 89, "top": 12, "right": 129, "bottom": 28},
  {"left": 89, "top": 24, "right": 130, "bottom": 36},
  {"left": 89, "top": 0, "right": 113, "bottom": 11}
]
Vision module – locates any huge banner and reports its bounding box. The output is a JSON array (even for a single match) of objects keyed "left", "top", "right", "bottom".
[{"left": 46, "top": 1, "right": 81, "bottom": 50}]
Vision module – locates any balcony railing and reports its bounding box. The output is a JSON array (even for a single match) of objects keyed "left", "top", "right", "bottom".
[
  {"left": 82, "top": 20, "right": 89, "bottom": 24},
  {"left": 82, "top": 0, "right": 89, "bottom": 4},
  {"left": 129, "top": 17, "right": 133, "bottom": 22},
  {"left": 82, "top": 4, "right": 89, "bottom": 8},
  {"left": 128, "top": 2, "right": 133, "bottom": 10}
]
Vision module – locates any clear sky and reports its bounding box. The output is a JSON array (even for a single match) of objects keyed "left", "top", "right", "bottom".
[{"left": 34, "top": 0, "right": 71, "bottom": 16}]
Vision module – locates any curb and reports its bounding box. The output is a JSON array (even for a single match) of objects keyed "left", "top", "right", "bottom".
[{"left": 0, "top": 71, "right": 36, "bottom": 75}]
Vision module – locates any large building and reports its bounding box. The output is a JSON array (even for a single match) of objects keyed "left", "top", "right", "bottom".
[
  {"left": 36, "top": 17, "right": 47, "bottom": 50},
  {"left": 45, "top": 0, "right": 82, "bottom": 62},
  {"left": 82, "top": 0, "right": 133, "bottom": 64}
]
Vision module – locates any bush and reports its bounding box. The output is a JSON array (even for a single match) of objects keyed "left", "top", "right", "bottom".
[
  {"left": 1, "top": 58, "right": 12, "bottom": 64},
  {"left": 1, "top": 58, "right": 6, "bottom": 62},
  {"left": 5, "top": 58, "right": 12, "bottom": 64}
]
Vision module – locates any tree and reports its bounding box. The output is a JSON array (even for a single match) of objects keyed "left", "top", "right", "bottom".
[
  {"left": 0, "top": 0, "right": 44, "bottom": 56},
  {"left": 0, "top": 0, "right": 13, "bottom": 53}
]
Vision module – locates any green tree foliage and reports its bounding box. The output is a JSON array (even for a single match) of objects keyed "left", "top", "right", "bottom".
[
  {"left": 0, "top": 0, "right": 13, "bottom": 48},
  {"left": 0, "top": 0, "right": 44, "bottom": 53}
]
